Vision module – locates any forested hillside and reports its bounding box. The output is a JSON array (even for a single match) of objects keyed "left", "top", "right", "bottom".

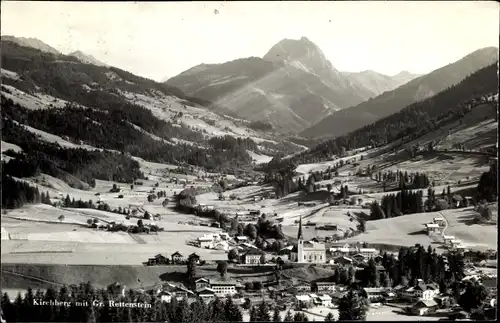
[
  {"left": 301, "top": 47, "right": 498, "bottom": 139},
  {"left": 267, "top": 62, "right": 498, "bottom": 169},
  {"left": 0, "top": 39, "right": 281, "bottom": 176}
]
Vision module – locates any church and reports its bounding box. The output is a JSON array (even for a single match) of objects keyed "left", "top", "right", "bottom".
[{"left": 290, "top": 216, "right": 327, "bottom": 263}]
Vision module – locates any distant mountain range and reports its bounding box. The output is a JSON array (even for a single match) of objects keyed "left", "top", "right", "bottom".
[
  {"left": 300, "top": 46, "right": 499, "bottom": 139},
  {"left": 165, "top": 37, "right": 420, "bottom": 134},
  {"left": 1, "top": 35, "right": 108, "bottom": 67},
  {"left": 342, "top": 70, "right": 421, "bottom": 99},
  {"left": 68, "top": 50, "right": 108, "bottom": 67},
  {"left": 1, "top": 35, "right": 60, "bottom": 55}
]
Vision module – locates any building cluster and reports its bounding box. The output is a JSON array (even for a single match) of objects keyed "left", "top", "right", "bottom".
[{"left": 144, "top": 251, "right": 201, "bottom": 266}]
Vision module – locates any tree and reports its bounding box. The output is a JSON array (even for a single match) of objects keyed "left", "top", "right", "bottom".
[
  {"left": 272, "top": 308, "right": 282, "bottom": 322},
  {"left": 137, "top": 219, "right": 144, "bottom": 227},
  {"left": 216, "top": 261, "right": 228, "bottom": 277},
  {"left": 326, "top": 183, "right": 332, "bottom": 192},
  {"left": 224, "top": 296, "right": 243, "bottom": 322},
  {"left": 458, "top": 281, "right": 488, "bottom": 312},
  {"left": 228, "top": 249, "right": 239, "bottom": 263},
  {"left": 338, "top": 289, "right": 368, "bottom": 321},
  {"left": 186, "top": 255, "right": 197, "bottom": 288},
  {"left": 293, "top": 312, "right": 309, "bottom": 321},
  {"left": 58, "top": 215, "right": 65, "bottom": 222},
  {"left": 284, "top": 310, "right": 293, "bottom": 322},
  {"left": 324, "top": 312, "right": 336, "bottom": 322},
  {"left": 87, "top": 218, "right": 93, "bottom": 226},
  {"left": 357, "top": 219, "right": 366, "bottom": 233},
  {"left": 256, "top": 301, "right": 271, "bottom": 322}
]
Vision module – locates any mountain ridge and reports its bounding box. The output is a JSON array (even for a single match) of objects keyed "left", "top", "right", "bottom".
[
  {"left": 300, "top": 46, "right": 499, "bottom": 139},
  {"left": 165, "top": 37, "right": 377, "bottom": 133}
]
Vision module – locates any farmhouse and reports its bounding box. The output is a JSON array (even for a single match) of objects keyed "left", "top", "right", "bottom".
[
  {"left": 334, "top": 256, "right": 353, "bottom": 265},
  {"left": 197, "top": 287, "right": 216, "bottom": 303},
  {"left": 315, "top": 282, "right": 337, "bottom": 293},
  {"left": 243, "top": 248, "right": 264, "bottom": 265},
  {"left": 195, "top": 278, "right": 210, "bottom": 291},
  {"left": 329, "top": 246, "right": 350, "bottom": 257},
  {"left": 411, "top": 299, "right": 439, "bottom": 316},
  {"left": 158, "top": 291, "right": 173, "bottom": 303},
  {"left": 398, "top": 280, "right": 439, "bottom": 301},
  {"left": 235, "top": 236, "right": 249, "bottom": 243},
  {"left": 425, "top": 223, "right": 441, "bottom": 233},
  {"left": 146, "top": 253, "right": 169, "bottom": 266},
  {"left": 171, "top": 251, "right": 184, "bottom": 263},
  {"left": 443, "top": 236, "right": 455, "bottom": 244},
  {"left": 357, "top": 248, "right": 378, "bottom": 258},
  {"left": 314, "top": 295, "right": 332, "bottom": 307},
  {"left": 198, "top": 235, "right": 214, "bottom": 249},
  {"left": 362, "top": 287, "right": 392, "bottom": 301},
  {"left": 433, "top": 217, "right": 446, "bottom": 226},
  {"left": 295, "top": 295, "right": 312, "bottom": 308}
]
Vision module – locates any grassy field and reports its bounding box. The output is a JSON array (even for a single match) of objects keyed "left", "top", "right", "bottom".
[{"left": 342, "top": 206, "right": 498, "bottom": 251}]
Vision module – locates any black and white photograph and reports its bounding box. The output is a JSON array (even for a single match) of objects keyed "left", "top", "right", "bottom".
[{"left": 0, "top": 1, "right": 498, "bottom": 322}]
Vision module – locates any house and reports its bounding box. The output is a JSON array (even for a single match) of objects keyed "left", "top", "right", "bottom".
[
  {"left": 295, "top": 295, "right": 312, "bottom": 308},
  {"left": 449, "top": 240, "right": 462, "bottom": 248},
  {"left": 352, "top": 254, "right": 366, "bottom": 262},
  {"left": 425, "top": 223, "right": 441, "bottom": 233},
  {"left": 315, "top": 282, "right": 337, "bottom": 293},
  {"left": 195, "top": 278, "right": 211, "bottom": 291},
  {"left": 243, "top": 248, "right": 264, "bottom": 265},
  {"left": 331, "top": 291, "right": 346, "bottom": 304},
  {"left": 158, "top": 291, "right": 173, "bottom": 303},
  {"left": 146, "top": 253, "right": 169, "bottom": 266},
  {"left": 358, "top": 248, "right": 378, "bottom": 258},
  {"left": 363, "top": 288, "right": 390, "bottom": 301},
  {"left": 314, "top": 295, "right": 332, "bottom": 307},
  {"left": 443, "top": 235, "right": 455, "bottom": 243},
  {"left": 197, "top": 236, "right": 213, "bottom": 249},
  {"left": 209, "top": 279, "right": 237, "bottom": 297},
  {"left": 197, "top": 287, "right": 216, "bottom": 303},
  {"left": 374, "top": 255, "right": 384, "bottom": 263},
  {"left": 295, "top": 283, "right": 312, "bottom": 293},
  {"left": 399, "top": 280, "right": 439, "bottom": 301},
  {"left": 411, "top": 299, "right": 438, "bottom": 316},
  {"left": 329, "top": 246, "right": 351, "bottom": 257},
  {"left": 219, "top": 232, "right": 230, "bottom": 240},
  {"left": 334, "top": 256, "right": 353, "bottom": 265},
  {"left": 235, "top": 236, "right": 248, "bottom": 243},
  {"left": 171, "top": 251, "right": 184, "bottom": 263},
  {"left": 433, "top": 217, "right": 446, "bottom": 227}
]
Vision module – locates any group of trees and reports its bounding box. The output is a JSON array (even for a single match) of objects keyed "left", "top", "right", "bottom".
[
  {"left": 0, "top": 282, "right": 246, "bottom": 323},
  {"left": 372, "top": 170, "right": 430, "bottom": 191},
  {"left": 477, "top": 163, "right": 497, "bottom": 202},
  {"left": 359, "top": 245, "right": 465, "bottom": 291},
  {"left": 2, "top": 118, "right": 143, "bottom": 188},
  {"left": 266, "top": 63, "right": 498, "bottom": 169},
  {"left": 372, "top": 189, "right": 425, "bottom": 219},
  {"left": 1, "top": 174, "right": 52, "bottom": 209}
]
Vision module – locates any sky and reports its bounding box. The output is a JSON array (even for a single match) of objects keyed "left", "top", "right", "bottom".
[{"left": 2, "top": 1, "right": 499, "bottom": 82}]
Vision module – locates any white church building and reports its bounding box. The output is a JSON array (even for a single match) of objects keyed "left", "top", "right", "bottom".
[{"left": 290, "top": 216, "right": 326, "bottom": 264}]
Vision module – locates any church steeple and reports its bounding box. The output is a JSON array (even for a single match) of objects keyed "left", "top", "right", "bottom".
[{"left": 297, "top": 215, "right": 303, "bottom": 240}]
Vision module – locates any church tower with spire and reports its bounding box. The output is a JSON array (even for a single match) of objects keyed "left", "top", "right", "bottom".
[
  {"left": 297, "top": 215, "right": 304, "bottom": 262},
  {"left": 297, "top": 215, "right": 303, "bottom": 240}
]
